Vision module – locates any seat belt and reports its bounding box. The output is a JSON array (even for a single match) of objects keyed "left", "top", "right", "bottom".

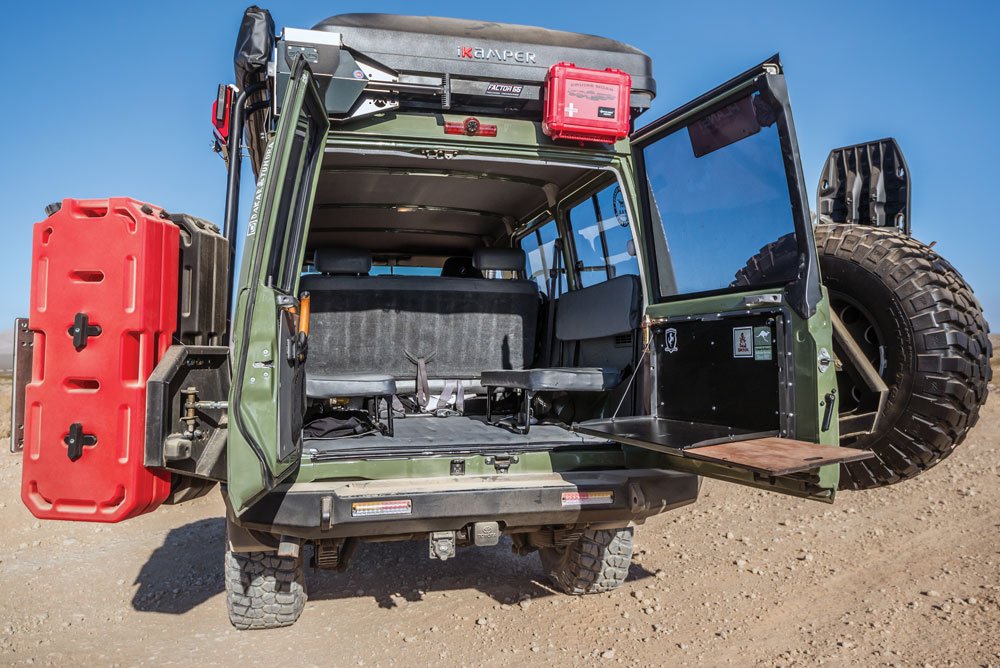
[
  {"left": 404, "top": 350, "right": 435, "bottom": 409},
  {"left": 434, "top": 379, "right": 465, "bottom": 415},
  {"left": 543, "top": 238, "right": 563, "bottom": 367}
]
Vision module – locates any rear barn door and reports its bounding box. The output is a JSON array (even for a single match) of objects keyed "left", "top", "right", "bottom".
[
  {"left": 227, "top": 58, "right": 329, "bottom": 513},
  {"left": 577, "top": 58, "right": 868, "bottom": 501}
]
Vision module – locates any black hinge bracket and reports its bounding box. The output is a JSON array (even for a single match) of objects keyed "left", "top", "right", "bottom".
[
  {"left": 64, "top": 423, "right": 97, "bottom": 461},
  {"left": 68, "top": 313, "right": 102, "bottom": 350},
  {"left": 484, "top": 454, "right": 519, "bottom": 473}
]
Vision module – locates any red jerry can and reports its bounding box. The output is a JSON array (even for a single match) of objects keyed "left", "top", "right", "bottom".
[{"left": 21, "top": 198, "right": 179, "bottom": 522}]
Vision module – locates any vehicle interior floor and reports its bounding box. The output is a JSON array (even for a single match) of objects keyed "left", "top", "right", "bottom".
[{"left": 303, "top": 414, "right": 611, "bottom": 459}]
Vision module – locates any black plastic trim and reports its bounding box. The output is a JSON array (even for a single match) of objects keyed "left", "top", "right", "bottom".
[{"left": 229, "top": 469, "right": 699, "bottom": 540}]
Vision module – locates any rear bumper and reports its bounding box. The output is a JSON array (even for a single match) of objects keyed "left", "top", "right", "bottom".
[{"left": 231, "top": 469, "right": 699, "bottom": 540}]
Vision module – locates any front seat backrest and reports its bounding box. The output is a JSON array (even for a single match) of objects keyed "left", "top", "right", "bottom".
[
  {"left": 472, "top": 247, "right": 527, "bottom": 275},
  {"left": 314, "top": 248, "right": 372, "bottom": 276}
]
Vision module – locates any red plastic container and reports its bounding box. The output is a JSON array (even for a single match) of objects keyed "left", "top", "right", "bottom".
[
  {"left": 21, "top": 198, "right": 179, "bottom": 522},
  {"left": 543, "top": 62, "right": 632, "bottom": 144}
]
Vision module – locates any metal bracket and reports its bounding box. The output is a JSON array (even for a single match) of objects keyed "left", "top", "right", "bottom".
[
  {"left": 485, "top": 454, "right": 519, "bottom": 473},
  {"left": 742, "top": 293, "right": 782, "bottom": 307},
  {"left": 10, "top": 318, "right": 33, "bottom": 453},
  {"left": 830, "top": 310, "right": 888, "bottom": 434}
]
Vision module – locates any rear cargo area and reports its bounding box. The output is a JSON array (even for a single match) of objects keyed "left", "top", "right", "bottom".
[
  {"left": 305, "top": 415, "right": 608, "bottom": 460},
  {"left": 298, "top": 150, "right": 640, "bottom": 455}
]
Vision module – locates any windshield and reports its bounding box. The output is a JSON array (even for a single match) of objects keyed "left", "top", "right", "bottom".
[{"left": 641, "top": 92, "right": 800, "bottom": 298}]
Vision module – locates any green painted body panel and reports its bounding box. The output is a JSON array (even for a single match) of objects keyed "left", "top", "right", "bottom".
[
  {"left": 227, "top": 67, "right": 329, "bottom": 513},
  {"left": 227, "top": 90, "right": 843, "bottom": 510}
]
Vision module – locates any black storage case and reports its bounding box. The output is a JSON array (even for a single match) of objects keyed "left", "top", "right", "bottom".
[
  {"left": 170, "top": 214, "right": 229, "bottom": 346},
  {"left": 299, "top": 14, "right": 655, "bottom": 117}
]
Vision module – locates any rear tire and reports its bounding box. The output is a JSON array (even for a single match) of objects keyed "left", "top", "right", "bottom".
[
  {"left": 540, "top": 527, "right": 634, "bottom": 594},
  {"left": 814, "top": 224, "right": 992, "bottom": 490},
  {"left": 225, "top": 545, "right": 307, "bottom": 630}
]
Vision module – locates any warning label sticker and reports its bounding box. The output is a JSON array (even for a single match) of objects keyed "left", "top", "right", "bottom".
[
  {"left": 733, "top": 327, "right": 753, "bottom": 358},
  {"left": 753, "top": 326, "right": 773, "bottom": 361}
]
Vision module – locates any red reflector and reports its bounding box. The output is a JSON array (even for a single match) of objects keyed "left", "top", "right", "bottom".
[
  {"left": 444, "top": 117, "right": 497, "bottom": 137},
  {"left": 543, "top": 63, "right": 631, "bottom": 144},
  {"left": 352, "top": 500, "right": 412, "bottom": 517},
  {"left": 212, "top": 84, "right": 233, "bottom": 143},
  {"left": 561, "top": 490, "right": 614, "bottom": 507}
]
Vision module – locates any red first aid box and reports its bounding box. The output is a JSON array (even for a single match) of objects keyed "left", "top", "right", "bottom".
[
  {"left": 543, "top": 62, "right": 632, "bottom": 144},
  {"left": 21, "top": 198, "right": 178, "bottom": 522}
]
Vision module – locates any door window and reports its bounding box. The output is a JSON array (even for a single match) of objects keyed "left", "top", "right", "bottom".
[
  {"left": 639, "top": 92, "right": 799, "bottom": 298},
  {"left": 566, "top": 182, "right": 639, "bottom": 287},
  {"left": 519, "top": 218, "right": 565, "bottom": 295}
]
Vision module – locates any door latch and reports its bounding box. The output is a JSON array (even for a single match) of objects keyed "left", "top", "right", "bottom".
[
  {"left": 742, "top": 293, "right": 782, "bottom": 308},
  {"left": 485, "top": 454, "right": 519, "bottom": 473}
]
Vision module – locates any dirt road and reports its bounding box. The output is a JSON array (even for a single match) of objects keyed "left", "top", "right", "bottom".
[{"left": 1, "top": 375, "right": 998, "bottom": 666}]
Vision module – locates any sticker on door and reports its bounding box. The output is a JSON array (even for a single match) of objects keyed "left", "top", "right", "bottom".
[
  {"left": 753, "top": 326, "right": 773, "bottom": 361},
  {"left": 733, "top": 326, "right": 753, "bottom": 358}
]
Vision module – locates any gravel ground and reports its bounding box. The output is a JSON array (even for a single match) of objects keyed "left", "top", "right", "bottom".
[{"left": 0, "top": 374, "right": 998, "bottom": 667}]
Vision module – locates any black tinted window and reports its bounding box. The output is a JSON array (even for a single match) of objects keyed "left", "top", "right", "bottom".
[{"left": 642, "top": 93, "right": 799, "bottom": 298}]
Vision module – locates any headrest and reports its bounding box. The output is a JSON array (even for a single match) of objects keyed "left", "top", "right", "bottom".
[
  {"left": 314, "top": 248, "right": 371, "bottom": 275},
  {"left": 440, "top": 256, "right": 484, "bottom": 279},
  {"left": 472, "top": 248, "right": 526, "bottom": 273}
]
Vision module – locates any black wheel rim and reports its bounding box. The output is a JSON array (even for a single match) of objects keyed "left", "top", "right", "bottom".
[{"left": 829, "top": 290, "right": 888, "bottom": 416}]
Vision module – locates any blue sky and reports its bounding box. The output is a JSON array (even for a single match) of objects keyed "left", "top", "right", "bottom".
[{"left": 3, "top": 1, "right": 998, "bottom": 327}]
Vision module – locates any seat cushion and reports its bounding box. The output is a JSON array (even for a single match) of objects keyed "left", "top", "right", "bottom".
[
  {"left": 306, "top": 373, "right": 397, "bottom": 399},
  {"left": 480, "top": 367, "right": 622, "bottom": 392}
]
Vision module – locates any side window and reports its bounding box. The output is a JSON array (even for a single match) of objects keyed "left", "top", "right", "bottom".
[
  {"left": 519, "top": 219, "right": 564, "bottom": 295},
  {"left": 267, "top": 114, "right": 324, "bottom": 293},
  {"left": 566, "top": 182, "right": 639, "bottom": 287}
]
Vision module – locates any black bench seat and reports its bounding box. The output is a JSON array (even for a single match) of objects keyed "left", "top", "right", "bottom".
[{"left": 479, "top": 367, "right": 621, "bottom": 393}]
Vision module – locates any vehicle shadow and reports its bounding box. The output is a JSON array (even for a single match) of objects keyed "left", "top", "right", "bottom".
[{"left": 132, "top": 517, "right": 656, "bottom": 614}]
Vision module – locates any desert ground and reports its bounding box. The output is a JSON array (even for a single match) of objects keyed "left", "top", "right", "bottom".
[{"left": 0, "top": 362, "right": 997, "bottom": 667}]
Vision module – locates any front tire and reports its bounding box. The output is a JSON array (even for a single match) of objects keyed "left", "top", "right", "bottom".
[
  {"left": 225, "top": 546, "right": 307, "bottom": 630},
  {"left": 540, "top": 527, "right": 634, "bottom": 594}
]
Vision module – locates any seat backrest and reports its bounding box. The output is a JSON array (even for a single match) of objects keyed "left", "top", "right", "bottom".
[
  {"left": 552, "top": 275, "right": 642, "bottom": 369},
  {"left": 555, "top": 275, "right": 641, "bottom": 342},
  {"left": 313, "top": 247, "right": 371, "bottom": 275},
  {"left": 302, "top": 248, "right": 539, "bottom": 382}
]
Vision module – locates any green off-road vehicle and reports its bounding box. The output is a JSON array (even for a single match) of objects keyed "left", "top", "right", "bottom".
[{"left": 11, "top": 8, "right": 991, "bottom": 629}]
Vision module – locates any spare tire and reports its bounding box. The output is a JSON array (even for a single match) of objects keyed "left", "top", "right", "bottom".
[{"left": 814, "top": 224, "right": 991, "bottom": 489}]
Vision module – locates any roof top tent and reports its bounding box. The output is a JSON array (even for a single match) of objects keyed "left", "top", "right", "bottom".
[{"left": 233, "top": 11, "right": 657, "bottom": 173}]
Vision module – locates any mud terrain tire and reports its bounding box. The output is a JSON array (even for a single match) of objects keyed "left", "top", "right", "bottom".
[
  {"left": 814, "top": 224, "right": 991, "bottom": 490},
  {"left": 225, "top": 546, "right": 307, "bottom": 630},
  {"left": 540, "top": 527, "right": 634, "bottom": 594}
]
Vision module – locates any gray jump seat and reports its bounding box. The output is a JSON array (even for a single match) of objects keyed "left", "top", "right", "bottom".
[
  {"left": 301, "top": 247, "right": 539, "bottom": 406},
  {"left": 481, "top": 274, "right": 642, "bottom": 431}
]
